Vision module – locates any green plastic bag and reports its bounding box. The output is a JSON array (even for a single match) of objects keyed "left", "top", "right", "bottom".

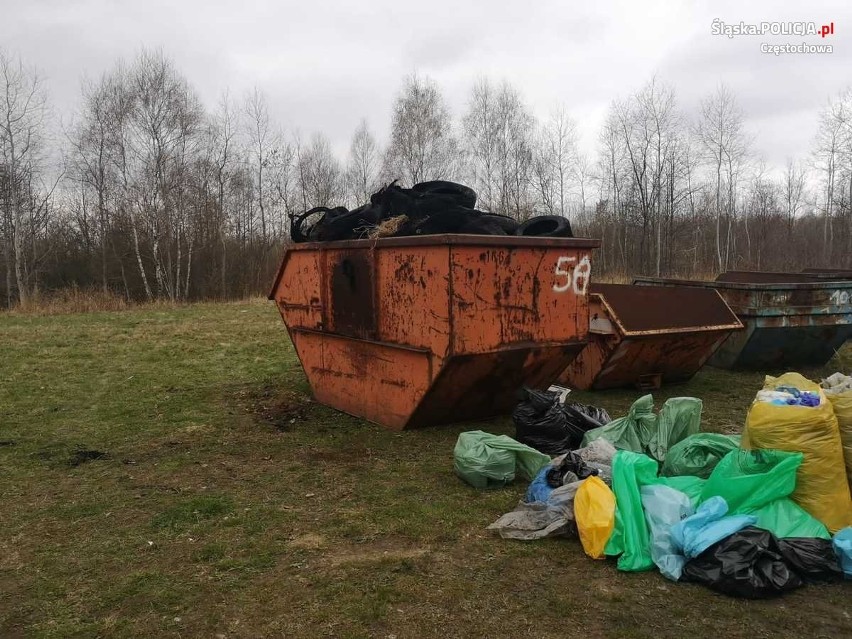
[
  {"left": 604, "top": 451, "right": 659, "bottom": 571},
  {"left": 453, "top": 431, "right": 551, "bottom": 490},
  {"left": 606, "top": 448, "right": 830, "bottom": 574},
  {"left": 605, "top": 451, "right": 709, "bottom": 572},
  {"left": 701, "top": 449, "right": 830, "bottom": 539},
  {"left": 656, "top": 475, "right": 706, "bottom": 504},
  {"left": 661, "top": 433, "right": 741, "bottom": 479},
  {"left": 581, "top": 395, "right": 653, "bottom": 454},
  {"left": 582, "top": 395, "right": 702, "bottom": 462},
  {"left": 650, "top": 398, "right": 703, "bottom": 462}
]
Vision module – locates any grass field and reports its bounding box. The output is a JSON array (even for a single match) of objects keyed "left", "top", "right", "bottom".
[{"left": 1, "top": 299, "right": 850, "bottom": 638}]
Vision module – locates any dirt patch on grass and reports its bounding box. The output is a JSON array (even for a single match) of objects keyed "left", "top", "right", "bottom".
[
  {"left": 288, "top": 533, "right": 328, "bottom": 550},
  {"left": 322, "top": 538, "right": 433, "bottom": 567},
  {"left": 327, "top": 546, "right": 431, "bottom": 567},
  {"left": 232, "top": 384, "right": 315, "bottom": 431}
]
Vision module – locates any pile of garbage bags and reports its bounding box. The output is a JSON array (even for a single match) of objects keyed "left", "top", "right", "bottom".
[
  {"left": 513, "top": 387, "right": 611, "bottom": 455},
  {"left": 454, "top": 372, "right": 852, "bottom": 599},
  {"left": 290, "top": 180, "right": 574, "bottom": 243}
]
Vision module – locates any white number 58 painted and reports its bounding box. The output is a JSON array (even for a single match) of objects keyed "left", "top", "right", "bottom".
[{"left": 553, "top": 255, "right": 591, "bottom": 295}]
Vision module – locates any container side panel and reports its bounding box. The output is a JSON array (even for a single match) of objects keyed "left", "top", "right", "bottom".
[
  {"left": 708, "top": 325, "right": 754, "bottom": 369},
  {"left": 450, "top": 247, "right": 591, "bottom": 353},
  {"left": 567, "top": 332, "right": 735, "bottom": 390},
  {"left": 722, "top": 323, "right": 852, "bottom": 369},
  {"left": 274, "top": 251, "right": 323, "bottom": 330},
  {"left": 591, "top": 284, "right": 740, "bottom": 332},
  {"left": 290, "top": 330, "right": 430, "bottom": 430},
  {"left": 406, "top": 343, "right": 585, "bottom": 428},
  {"left": 560, "top": 336, "right": 614, "bottom": 390},
  {"left": 323, "top": 249, "right": 377, "bottom": 339},
  {"left": 375, "top": 247, "right": 451, "bottom": 360}
]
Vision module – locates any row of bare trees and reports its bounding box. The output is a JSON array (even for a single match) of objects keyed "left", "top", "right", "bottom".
[{"left": 2, "top": 48, "right": 851, "bottom": 306}]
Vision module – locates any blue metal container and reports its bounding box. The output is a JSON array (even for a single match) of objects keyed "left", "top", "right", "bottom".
[{"left": 633, "top": 273, "right": 852, "bottom": 369}]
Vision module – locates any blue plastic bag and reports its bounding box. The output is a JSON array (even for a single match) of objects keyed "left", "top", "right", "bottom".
[
  {"left": 834, "top": 527, "right": 852, "bottom": 578},
  {"left": 640, "top": 485, "right": 694, "bottom": 581},
  {"left": 671, "top": 496, "right": 757, "bottom": 559},
  {"left": 525, "top": 465, "right": 554, "bottom": 503}
]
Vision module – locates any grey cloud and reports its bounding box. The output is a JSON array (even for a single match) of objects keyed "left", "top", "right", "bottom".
[{"left": 1, "top": 0, "right": 849, "bottom": 171}]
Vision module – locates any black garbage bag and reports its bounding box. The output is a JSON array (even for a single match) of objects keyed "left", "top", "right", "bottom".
[
  {"left": 681, "top": 527, "right": 804, "bottom": 599},
  {"left": 564, "top": 402, "right": 611, "bottom": 432},
  {"left": 513, "top": 387, "right": 611, "bottom": 456},
  {"left": 776, "top": 537, "right": 843, "bottom": 583},
  {"left": 546, "top": 450, "right": 598, "bottom": 487},
  {"left": 513, "top": 388, "right": 570, "bottom": 455}
]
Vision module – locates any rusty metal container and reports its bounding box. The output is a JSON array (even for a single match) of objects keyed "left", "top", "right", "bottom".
[
  {"left": 269, "top": 235, "right": 600, "bottom": 430},
  {"left": 634, "top": 275, "right": 852, "bottom": 369},
  {"left": 716, "top": 271, "right": 823, "bottom": 284},
  {"left": 802, "top": 268, "right": 852, "bottom": 280},
  {"left": 559, "top": 283, "right": 742, "bottom": 390}
]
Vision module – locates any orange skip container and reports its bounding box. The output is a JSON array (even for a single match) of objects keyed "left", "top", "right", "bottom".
[{"left": 269, "top": 234, "right": 599, "bottom": 429}]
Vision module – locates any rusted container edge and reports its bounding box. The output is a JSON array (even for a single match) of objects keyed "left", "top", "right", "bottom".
[
  {"left": 617, "top": 324, "right": 744, "bottom": 337},
  {"left": 732, "top": 306, "right": 852, "bottom": 317},
  {"left": 633, "top": 276, "right": 852, "bottom": 291},
  {"left": 592, "top": 288, "right": 743, "bottom": 336},
  {"left": 802, "top": 268, "right": 852, "bottom": 277},
  {"left": 716, "top": 271, "right": 823, "bottom": 284},
  {"left": 270, "top": 234, "right": 600, "bottom": 298}
]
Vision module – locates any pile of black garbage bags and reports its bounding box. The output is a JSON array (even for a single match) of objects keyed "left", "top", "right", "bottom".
[
  {"left": 290, "top": 180, "right": 573, "bottom": 243},
  {"left": 513, "top": 387, "right": 611, "bottom": 456}
]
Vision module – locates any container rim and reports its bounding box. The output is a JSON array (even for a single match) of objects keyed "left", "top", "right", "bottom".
[
  {"left": 269, "top": 234, "right": 601, "bottom": 299},
  {"left": 633, "top": 276, "right": 852, "bottom": 291}
]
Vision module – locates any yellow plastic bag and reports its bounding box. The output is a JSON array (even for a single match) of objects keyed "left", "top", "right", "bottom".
[
  {"left": 824, "top": 386, "right": 852, "bottom": 492},
  {"left": 743, "top": 373, "right": 852, "bottom": 533},
  {"left": 574, "top": 476, "right": 616, "bottom": 559},
  {"left": 823, "top": 373, "right": 852, "bottom": 491}
]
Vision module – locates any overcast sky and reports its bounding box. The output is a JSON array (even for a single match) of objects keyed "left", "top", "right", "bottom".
[{"left": 2, "top": 0, "right": 850, "bottom": 175}]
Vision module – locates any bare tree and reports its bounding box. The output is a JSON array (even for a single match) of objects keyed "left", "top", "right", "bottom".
[
  {"left": 297, "top": 132, "right": 343, "bottom": 207},
  {"left": 812, "top": 90, "right": 852, "bottom": 265},
  {"left": 0, "top": 50, "right": 50, "bottom": 306},
  {"left": 573, "top": 152, "right": 592, "bottom": 216},
  {"left": 463, "top": 79, "right": 499, "bottom": 209},
  {"left": 463, "top": 80, "right": 536, "bottom": 217},
  {"left": 612, "top": 78, "right": 681, "bottom": 273},
  {"left": 68, "top": 73, "right": 121, "bottom": 294},
  {"left": 695, "top": 84, "right": 750, "bottom": 271},
  {"left": 208, "top": 91, "right": 237, "bottom": 296},
  {"left": 244, "top": 88, "right": 276, "bottom": 244},
  {"left": 346, "top": 119, "right": 379, "bottom": 205},
  {"left": 782, "top": 157, "right": 807, "bottom": 239},
  {"left": 384, "top": 74, "right": 458, "bottom": 185},
  {"left": 534, "top": 105, "right": 579, "bottom": 217},
  {"left": 742, "top": 160, "right": 778, "bottom": 268},
  {"left": 596, "top": 108, "right": 629, "bottom": 270}
]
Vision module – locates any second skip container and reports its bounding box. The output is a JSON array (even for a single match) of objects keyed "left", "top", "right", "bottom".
[
  {"left": 560, "top": 283, "right": 743, "bottom": 390},
  {"left": 634, "top": 272, "right": 852, "bottom": 369}
]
